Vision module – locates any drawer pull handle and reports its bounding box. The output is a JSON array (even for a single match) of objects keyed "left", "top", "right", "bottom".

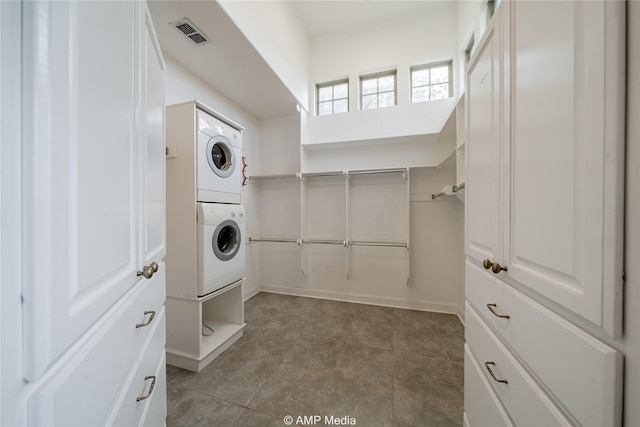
[
  {"left": 485, "top": 362, "right": 508, "bottom": 384},
  {"left": 483, "top": 259, "right": 494, "bottom": 270},
  {"left": 136, "top": 375, "right": 157, "bottom": 402},
  {"left": 487, "top": 304, "right": 510, "bottom": 319},
  {"left": 135, "top": 311, "right": 156, "bottom": 328}
]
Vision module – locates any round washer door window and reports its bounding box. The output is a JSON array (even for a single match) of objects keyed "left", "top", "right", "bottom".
[
  {"left": 212, "top": 220, "right": 241, "bottom": 261},
  {"left": 206, "top": 136, "right": 236, "bottom": 178}
]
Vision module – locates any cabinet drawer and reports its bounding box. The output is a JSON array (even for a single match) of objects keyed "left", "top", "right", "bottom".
[
  {"left": 466, "top": 261, "right": 622, "bottom": 426},
  {"left": 107, "top": 308, "right": 166, "bottom": 426},
  {"left": 29, "top": 267, "right": 166, "bottom": 426},
  {"left": 466, "top": 302, "right": 571, "bottom": 426},
  {"left": 464, "top": 344, "right": 513, "bottom": 427}
]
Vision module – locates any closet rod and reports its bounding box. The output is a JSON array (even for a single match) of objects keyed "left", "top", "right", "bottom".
[
  {"left": 431, "top": 183, "right": 465, "bottom": 199},
  {"left": 302, "top": 238, "right": 346, "bottom": 245},
  {"left": 348, "top": 168, "right": 407, "bottom": 176},
  {"left": 301, "top": 171, "right": 343, "bottom": 178},
  {"left": 349, "top": 240, "right": 408, "bottom": 248},
  {"left": 248, "top": 237, "right": 299, "bottom": 244}
]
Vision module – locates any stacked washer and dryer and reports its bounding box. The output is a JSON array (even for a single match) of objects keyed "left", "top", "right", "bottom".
[
  {"left": 195, "top": 109, "right": 246, "bottom": 296},
  {"left": 165, "top": 101, "right": 246, "bottom": 372}
]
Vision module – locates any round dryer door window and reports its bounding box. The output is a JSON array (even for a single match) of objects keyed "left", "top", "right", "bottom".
[
  {"left": 206, "top": 136, "right": 236, "bottom": 178},
  {"left": 212, "top": 220, "right": 241, "bottom": 261}
]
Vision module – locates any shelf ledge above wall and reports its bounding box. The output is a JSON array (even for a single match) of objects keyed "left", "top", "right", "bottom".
[{"left": 248, "top": 149, "right": 455, "bottom": 182}]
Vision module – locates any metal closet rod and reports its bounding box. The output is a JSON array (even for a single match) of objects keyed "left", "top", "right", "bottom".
[
  {"left": 432, "top": 182, "right": 466, "bottom": 200},
  {"left": 248, "top": 237, "right": 299, "bottom": 244},
  {"left": 248, "top": 237, "right": 407, "bottom": 248},
  {"left": 349, "top": 240, "right": 408, "bottom": 248}
]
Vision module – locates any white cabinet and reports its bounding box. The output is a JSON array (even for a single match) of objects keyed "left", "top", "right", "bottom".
[
  {"left": 465, "top": 17, "right": 502, "bottom": 267},
  {"left": 465, "top": 2, "right": 625, "bottom": 426},
  {"left": 465, "top": 0, "right": 625, "bottom": 337},
  {"left": 16, "top": 1, "right": 166, "bottom": 425},
  {"left": 22, "top": 0, "right": 140, "bottom": 380},
  {"left": 505, "top": 0, "right": 625, "bottom": 339}
]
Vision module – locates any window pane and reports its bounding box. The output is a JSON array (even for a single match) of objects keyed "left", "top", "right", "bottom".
[
  {"left": 412, "top": 69, "right": 429, "bottom": 87},
  {"left": 362, "top": 94, "right": 378, "bottom": 109},
  {"left": 362, "top": 79, "right": 377, "bottom": 95},
  {"left": 318, "top": 86, "right": 333, "bottom": 102},
  {"left": 430, "top": 66, "right": 449, "bottom": 84},
  {"left": 379, "top": 91, "right": 395, "bottom": 108},
  {"left": 412, "top": 87, "right": 429, "bottom": 103},
  {"left": 334, "top": 83, "right": 348, "bottom": 99},
  {"left": 318, "top": 101, "right": 333, "bottom": 115},
  {"left": 333, "top": 99, "right": 348, "bottom": 114},
  {"left": 430, "top": 83, "right": 450, "bottom": 100},
  {"left": 378, "top": 75, "right": 394, "bottom": 92}
]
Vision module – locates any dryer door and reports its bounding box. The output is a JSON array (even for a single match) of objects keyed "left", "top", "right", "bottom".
[
  {"left": 206, "top": 136, "right": 236, "bottom": 178},
  {"left": 212, "top": 220, "right": 241, "bottom": 261}
]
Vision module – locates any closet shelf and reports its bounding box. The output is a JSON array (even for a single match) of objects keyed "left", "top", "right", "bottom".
[
  {"left": 248, "top": 237, "right": 408, "bottom": 248},
  {"left": 247, "top": 166, "right": 410, "bottom": 182},
  {"left": 247, "top": 173, "right": 299, "bottom": 181}
]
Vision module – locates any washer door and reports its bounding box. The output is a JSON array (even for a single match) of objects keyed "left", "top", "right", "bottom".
[
  {"left": 206, "top": 136, "right": 236, "bottom": 178},
  {"left": 212, "top": 220, "right": 241, "bottom": 261}
]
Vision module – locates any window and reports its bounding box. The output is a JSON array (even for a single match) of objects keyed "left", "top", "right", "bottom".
[
  {"left": 317, "top": 80, "right": 349, "bottom": 116},
  {"left": 360, "top": 71, "right": 396, "bottom": 110},
  {"left": 411, "top": 62, "right": 452, "bottom": 103}
]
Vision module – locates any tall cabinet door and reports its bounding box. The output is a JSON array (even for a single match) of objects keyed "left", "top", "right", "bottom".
[
  {"left": 141, "top": 1, "right": 166, "bottom": 266},
  {"left": 465, "top": 17, "right": 503, "bottom": 265},
  {"left": 21, "top": 1, "right": 140, "bottom": 380},
  {"left": 506, "top": 1, "right": 625, "bottom": 337}
]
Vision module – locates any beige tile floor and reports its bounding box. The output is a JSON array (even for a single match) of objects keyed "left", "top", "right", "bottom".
[{"left": 166, "top": 292, "right": 464, "bottom": 426}]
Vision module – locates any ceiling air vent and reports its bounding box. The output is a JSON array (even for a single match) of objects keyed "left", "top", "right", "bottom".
[{"left": 170, "top": 18, "right": 210, "bottom": 46}]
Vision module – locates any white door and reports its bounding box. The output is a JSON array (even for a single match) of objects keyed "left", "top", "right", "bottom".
[
  {"left": 505, "top": 0, "right": 625, "bottom": 338},
  {"left": 465, "top": 18, "right": 503, "bottom": 266},
  {"left": 21, "top": 1, "right": 140, "bottom": 380}
]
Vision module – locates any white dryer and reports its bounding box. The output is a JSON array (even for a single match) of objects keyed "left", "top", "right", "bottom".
[
  {"left": 197, "top": 203, "right": 245, "bottom": 297},
  {"left": 197, "top": 109, "right": 243, "bottom": 204}
]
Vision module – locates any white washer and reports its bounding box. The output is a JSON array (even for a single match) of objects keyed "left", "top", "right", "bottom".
[
  {"left": 197, "top": 109, "right": 243, "bottom": 204},
  {"left": 197, "top": 203, "right": 245, "bottom": 296}
]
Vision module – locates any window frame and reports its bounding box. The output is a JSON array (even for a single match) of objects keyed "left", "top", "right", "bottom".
[
  {"left": 359, "top": 70, "right": 397, "bottom": 110},
  {"left": 316, "top": 79, "right": 349, "bottom": 116},
  {"left": 410, "top": 61, "right": 453, "bottom": 103}
]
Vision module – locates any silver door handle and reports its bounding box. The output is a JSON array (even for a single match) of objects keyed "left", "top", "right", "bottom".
[{"left": 137, "top": 262, "right": 159, "bottom": 279}]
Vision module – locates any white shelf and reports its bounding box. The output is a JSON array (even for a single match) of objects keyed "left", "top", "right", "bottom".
[{"left": 166, "top": 280, "right": 245, "bottom": 372}]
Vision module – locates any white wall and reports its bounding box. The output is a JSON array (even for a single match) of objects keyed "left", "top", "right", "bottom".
[
  {"left": 164, "top": 54, "right": 262, "bottom": 299},
  {"left": 217, "top": 0, "right": 309, "bottom": 110},
  {"left": 307, "top": 2, "right": 458, "bottom": 145}
]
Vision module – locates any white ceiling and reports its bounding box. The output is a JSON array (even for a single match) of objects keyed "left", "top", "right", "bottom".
[
  {"left": 293, "top": 0, "right": 450, "bottom": 37},
  {"left": 149, "top": 0, "right": 299, "bottom": 119},
  {"left": 149, "top": 1, "right": 450, "bottom": 120}
]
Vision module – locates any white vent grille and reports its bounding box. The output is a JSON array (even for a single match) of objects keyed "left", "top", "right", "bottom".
[{"left": 170, "top": 18, "right": 209, "bottom": 46}]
